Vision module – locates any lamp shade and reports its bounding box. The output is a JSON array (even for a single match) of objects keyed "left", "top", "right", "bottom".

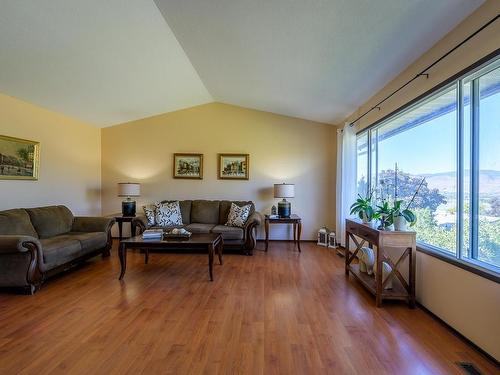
[
  {"left": 274, "top": 183, "right": 295, "bottom": 198},
  {"left": 117, "top": 182, "right": 141, "bottom": 197}
]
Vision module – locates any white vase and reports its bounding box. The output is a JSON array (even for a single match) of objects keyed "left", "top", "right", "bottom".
[{"left": 394, "top": 216, "right": 407, "bottom": 231}]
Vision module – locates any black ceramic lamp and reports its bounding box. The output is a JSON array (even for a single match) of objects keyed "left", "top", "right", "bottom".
[
  {"left": 118, "top": 182, "right": 140, "bottom": 217},
  {"left": 274, "top": 183, "right": 295, "bottom": 218}
]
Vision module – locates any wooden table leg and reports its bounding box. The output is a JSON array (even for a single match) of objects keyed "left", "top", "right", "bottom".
[
  {"left": 345, "top": 232, "right": 350, "bottom": 276},
  {"left": 208, "top": 243, "right": 214, "bottom": 281},
  {"left": 409, "top": 246, "right": 416, "bottom": 308},
  {"left": 375, "top": 247, "right": 383, "bottom": 307},
  {"left": 119, "top": 242, "right": 127, "bottom": 280},
  {"left": 144, "top": 249, "right": 149, "bottom": 264},
  {"left": 293, "top": 222, "right": 296, "bottom": 243},
  {"left": 217, "top": 239, "right": 223, "bottom": 265},
  {"left": 297, "top": 220, "right": 302, "bottom": 252},
  {"left": 118, "top": 221, "right": 123, "bottom": 241},
  {"left": 265, "top": 218, "right": 270, "bottom": 251}
]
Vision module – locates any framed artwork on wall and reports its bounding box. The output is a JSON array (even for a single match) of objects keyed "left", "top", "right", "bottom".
[
  {"left": 0, "top": 135, "right": 40, "bottom": 180},
  {"left": 218, "top": 153, "right": 249, "bottom": 180},
  {"left": 173, "top": 153, "right": 203, "bottom": 179}
]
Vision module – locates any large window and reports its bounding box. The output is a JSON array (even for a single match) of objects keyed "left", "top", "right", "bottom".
[{"left": 357, "top": 56, "right": 500, "bottom": 275}]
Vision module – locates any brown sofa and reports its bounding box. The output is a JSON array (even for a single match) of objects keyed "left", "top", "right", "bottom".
[
  {"left": 132, "top": 200, "right": 261, "bottom": 255},
  {"left": 0, "top": 205, "right": 115, "bottom": 294}
]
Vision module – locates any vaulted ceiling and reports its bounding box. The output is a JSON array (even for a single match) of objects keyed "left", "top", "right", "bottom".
[{"left": 0, "top": 0, "right": 484, "bottom": 127}]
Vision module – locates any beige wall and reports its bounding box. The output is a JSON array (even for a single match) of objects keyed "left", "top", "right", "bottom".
[
  {"left": 340, "top": 1, "right": 500, "bottom": 360},
  {"left": 101, "top": 102, "right": 336, "bottom": 240},
  {"left": 0, "top": 93, "right": 101, "bottom": 215}
]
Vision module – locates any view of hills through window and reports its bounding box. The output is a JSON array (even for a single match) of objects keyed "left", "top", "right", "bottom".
[{"left": 356, "top": 62, "right": 500, "bottom": 270}]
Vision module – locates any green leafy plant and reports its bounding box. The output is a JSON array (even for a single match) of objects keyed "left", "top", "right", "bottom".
[
  {"left": 376, "top": 200, "right": 394, "bottom": 228},
  {"left": 392, "top": 200, "right": 417, "bottom": 226},
  {"left": 350, "top": 191, "right": 375, "bottom": 222}
]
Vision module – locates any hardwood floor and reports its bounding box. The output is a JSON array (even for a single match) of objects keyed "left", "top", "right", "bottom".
[{"left": 0, "top": 241, "right": 497, "bottom": 374}]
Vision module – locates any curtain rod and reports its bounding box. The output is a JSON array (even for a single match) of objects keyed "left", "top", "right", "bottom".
[{"left": 348, "top": 14, "right": 500, "bottom": 127}]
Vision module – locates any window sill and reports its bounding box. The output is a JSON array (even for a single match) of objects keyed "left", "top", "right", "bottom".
[{"left": 416, "top": 244, "right": 500, "bottom": 284}]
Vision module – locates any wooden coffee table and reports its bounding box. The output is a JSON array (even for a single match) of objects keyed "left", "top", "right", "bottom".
[{"left": 118, "top": 233, "right": 223, "bottom": 281}]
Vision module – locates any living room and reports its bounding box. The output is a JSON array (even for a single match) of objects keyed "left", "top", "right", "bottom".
[{"left": 0, "top": 1, "right": 499, "bottom": 374}]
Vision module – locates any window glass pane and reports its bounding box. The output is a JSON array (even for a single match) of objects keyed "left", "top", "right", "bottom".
[
  {"left": 374, "top": 86, "right": 457, "bottom": 253},
  {"left": 462, "top": 81, "right": 471, "bottom": 259},
  {"left": 356, "top": 132, "right": 368, "bottom": 197},
  {"left": 477, "top": 66, "right": 500, "bottom": 268}
]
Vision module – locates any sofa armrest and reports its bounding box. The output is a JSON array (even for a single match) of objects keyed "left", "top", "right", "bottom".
[
  {"left": 0, "top": 235, "right": 43, "bottom": 293},
  {"left": 0, "top": 235, "right": 42, "bottom": 254},
  {"left": 243, "top": 212, "right": 262, "bottom": 254},
  {"left": 72, "top": 217, "right": 115, "bottom": 233},
  {"left": 131, "top": 216, "right": 148, "bottom": 236}
]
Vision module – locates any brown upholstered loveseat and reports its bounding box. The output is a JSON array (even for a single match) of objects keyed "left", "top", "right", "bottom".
[
  {"left": 132, "top": 200, "right": 261, "bottom": 255},
  {"left": 0, "top": 205, "right": 115, "bottom": 294}
]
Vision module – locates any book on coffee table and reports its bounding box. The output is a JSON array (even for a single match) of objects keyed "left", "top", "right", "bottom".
[{"left": 142, "top": 229, "right": 163, "bottom": 239}]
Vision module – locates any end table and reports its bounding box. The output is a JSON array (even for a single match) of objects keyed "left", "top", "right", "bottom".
[
  {"left": 115, "top": 216, "right": 136, "bottom": 241},
  {"left": 265, "top": 214, "right": 302, "bottom": 252}
]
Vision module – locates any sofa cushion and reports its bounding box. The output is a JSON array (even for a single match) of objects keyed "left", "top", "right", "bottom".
[
  {"left": 219, "top": 201, "right": 254, "bottom": 224},
  {"left": 191, "top": 200, "right": 219, "bottom": 224},
  {"left": 0, "top": 209, "right": 39, "bottom": 238},
  {"left": 161, "top": 200, "right": 192, "bottom": 224},
  {"left": 226, "top": 203, "right": 252, "bottom": 228},
  {"left": 155, "top": 201, "right": 183, "bottom": 226},
  {"left": 26, "top": 206, "right": 74, "bottom": 239},
  {"left": 40, "top": 235, "right": 83, "bottom": 268},
  {"left": 211, "top": 225, "right": 244, "bottom": 240},
  {"left": 67, "top": 232, "right": 108, "bottom": 251},
  {"left": 185, "top": 223, "right": 216, "bottom": 234},
  {"left": 142, "top": 204, "right": 156, "bottom": 226}
]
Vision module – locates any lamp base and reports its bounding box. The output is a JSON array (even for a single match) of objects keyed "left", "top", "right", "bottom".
[
  {"left": 122, "top": 200, "right": 136, "bottom": 217},
  {"left": 278, "top": 199, "right": 291, "bottom": 218}
]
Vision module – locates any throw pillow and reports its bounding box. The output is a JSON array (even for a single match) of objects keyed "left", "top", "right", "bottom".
[
  {"left": 143, "top": 204, "right": 156, "bottom": 226},
  {"left": 226, "top": 203, "right": 251, "bottom": 228},
  {"left": 155, "top": 201, "right": 183, "bottom": 226}
]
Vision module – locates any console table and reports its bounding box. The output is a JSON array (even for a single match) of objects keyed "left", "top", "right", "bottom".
[
  {"left": 345, "top": 219, "right": 416, "bottom": 308},
  {"left": 265, "top": 214, "right": 301, "bottom": 252}
]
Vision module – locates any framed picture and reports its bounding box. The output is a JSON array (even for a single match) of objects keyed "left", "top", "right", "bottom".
[
  {"left": 0, "top": 135, "right": 40, "bottom": 180},
  {"left": 218, "top": 153, "right": 249, "bottom": 180},
  {"left": 173, "top": 153, "right": 203, "bottom": 179}
]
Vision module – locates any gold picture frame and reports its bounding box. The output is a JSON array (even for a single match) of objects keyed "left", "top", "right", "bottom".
[
  {"left": 0, "top": 135, "right": 40, "bottom": 180},
  {"left": 173, "top": 153, "right": 203, "bottom": 179},
  {"left": 218, "top": 154, "right": 249, "bottom": 180}
]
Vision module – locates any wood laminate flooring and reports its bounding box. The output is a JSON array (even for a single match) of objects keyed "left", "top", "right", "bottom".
[{"left": 0, "top": 241, "right": 497, "bottom": 374}]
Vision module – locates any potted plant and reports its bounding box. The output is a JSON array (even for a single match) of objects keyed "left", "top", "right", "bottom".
[
  {"left": 350, "top": 192, "right": 375, "bottom": 224},
  {"left": 376, "top": 200, "right": 394, "bottom": 230},
  {"left": 392, "top": 200, "right": 416, "bottom": 231}
]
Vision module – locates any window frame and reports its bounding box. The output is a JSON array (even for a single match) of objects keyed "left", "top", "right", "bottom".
[{"left": 355, "top": 49, "right": 500, "bottom": 283}]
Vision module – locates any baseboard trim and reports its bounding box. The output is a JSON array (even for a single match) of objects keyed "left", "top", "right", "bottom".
[{"left": 416, "top": 303, "right": 499, "bottom": 367}]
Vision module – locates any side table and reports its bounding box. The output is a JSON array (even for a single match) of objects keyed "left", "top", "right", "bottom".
[
  {"left": 265, "top": 214, "right": 302, "bottom": 252},
  {"left": 115, "top": 216, "right": 136, "bottom": 241}
]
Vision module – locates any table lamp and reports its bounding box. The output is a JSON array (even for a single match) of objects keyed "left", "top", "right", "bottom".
[
  {"left": 274, "top": 183, "right": 295, "bottom": 218},
  {"left": 118, "top": 182, "right": 140, "bottom": 216}
]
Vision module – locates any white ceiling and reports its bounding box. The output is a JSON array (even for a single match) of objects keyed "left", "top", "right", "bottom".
[
  {"left": 155, "top": 0, "right": 484, "bottom": 124},
  {"left": 0, "top": 0, "right": 484, "bottom": 127},
  {"left": 0, "top": 0, "right": 212, "bottom": 126}
]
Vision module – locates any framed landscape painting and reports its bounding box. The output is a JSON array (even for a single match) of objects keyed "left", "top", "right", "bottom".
[
  {"left": 0, "top": 135, "right": 40, "bottom": 180},
  {"left": 218, "top": 154, "right": 249, "bottom": 180},
  {"left": 173, "top": 153, "right": 203, "bottom": 179}
]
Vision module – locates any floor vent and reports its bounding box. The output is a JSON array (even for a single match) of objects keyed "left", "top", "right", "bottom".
[{"left": 456, "top": 362, "right": 483, "bottom": 375}]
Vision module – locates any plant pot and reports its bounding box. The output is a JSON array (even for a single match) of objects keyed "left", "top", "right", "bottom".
[
  {"left": 361, "top": 212, "right": 371, "bottom": 224},
  {"left": 394, "top": 216, "right": 407, "bottom": 231},
  {"left": 384, "top": 224, "right": 394, "bottom": 231}
]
